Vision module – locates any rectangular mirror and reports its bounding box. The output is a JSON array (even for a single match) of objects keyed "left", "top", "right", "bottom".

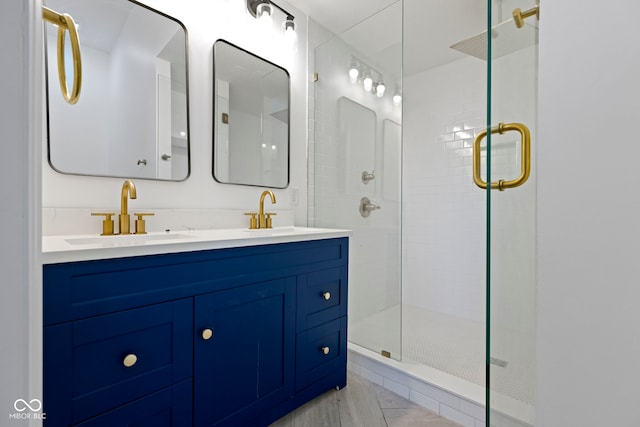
[
  {"left": 213, "top": 40, "right": 289, "bottom": 188},
  {"left": 45, "top": 0, "right": 190, "bottom": 181}
]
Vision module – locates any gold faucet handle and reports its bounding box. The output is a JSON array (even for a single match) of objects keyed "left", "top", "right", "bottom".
[
  {"left": 244, "top": 212, "right": 258, "bottom": 230},
  {"left": 265, "top": 212, "right": 277, "bottom": 229},
  {"left": 91, "top": 212, "right": 116, "bottom": 236},
  {"left": 133, "top": 212, "right": 154, "bottom": 235}
]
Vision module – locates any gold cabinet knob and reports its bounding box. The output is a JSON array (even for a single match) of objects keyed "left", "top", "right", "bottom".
[
  {"left": 202, "top": 328, "right": 213, "bottom": 340},
  {"left": 321, "top": 346, "right": 330, "bottom": 355},
  {"left": 322, "top": 292, "right": 331, "bottom": 301},
  {"left": 123, "top": 353, "right": 138, "bottom": 368}
]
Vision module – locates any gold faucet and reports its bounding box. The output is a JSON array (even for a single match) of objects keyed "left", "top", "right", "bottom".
[
  {"left": 118, "top": 179, "right": 137, "bottom": 234},
  {"left": 258, "top": 190, "right": 276, "bottom": 229}
]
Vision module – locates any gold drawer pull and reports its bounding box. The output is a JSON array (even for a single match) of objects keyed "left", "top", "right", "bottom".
[
  {"left": 123, "top": 354, "right": 138, "bottom": 368},
  {"left": 202, "top": 328, "right": 213, "bottom": 340},
  {"left": 321, "top": 346, "right": 330, "bottom": 355},
  {"left": 322, "top": 292, "right": 331, "bottom": 301}
]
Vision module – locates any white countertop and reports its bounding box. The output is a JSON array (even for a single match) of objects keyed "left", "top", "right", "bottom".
[{"left": 42, "top": 227, "right": 351, "bottom": 264}]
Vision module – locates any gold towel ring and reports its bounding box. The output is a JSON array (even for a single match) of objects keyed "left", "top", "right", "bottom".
[{"left": 43, "top": 7, "right": 82, "bottom": 104}]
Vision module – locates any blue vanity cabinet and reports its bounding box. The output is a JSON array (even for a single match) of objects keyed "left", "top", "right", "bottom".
[
  {"left": 194, "top": 277, "right": 296, "bottom": 426},
  {"left": 43, "top": 237, "right": 348, "bottom": 427}
]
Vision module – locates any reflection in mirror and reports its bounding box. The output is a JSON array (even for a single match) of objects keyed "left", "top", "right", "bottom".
[
  {"left": 213, "top": 40, "right": 289, "bottom": 188},
  {"left": 45, "top": 0, "right": 190, "bottom": 181}
]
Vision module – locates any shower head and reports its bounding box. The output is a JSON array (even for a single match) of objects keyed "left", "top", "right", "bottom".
[{"left": 450, "top": 18, "right": 538, "bottom": 61}]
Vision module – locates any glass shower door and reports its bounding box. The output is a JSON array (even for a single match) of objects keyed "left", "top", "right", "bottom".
[
  {"left": 485, "top": 0, "right": 539, "bottom": 425},
  {"left": 310, "top": 4, "right": 403, "bottom": 360}
]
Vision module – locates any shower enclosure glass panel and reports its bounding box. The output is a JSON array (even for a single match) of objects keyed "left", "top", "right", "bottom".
[
  {"left": 310, "top": 3, "right": 402, "bottom": 360},
  {"left": 487, "top": 0, "right": 538, "bottom": 425},
  {"left": 402, "top": 0, "right": 487, "bottom": 406}
]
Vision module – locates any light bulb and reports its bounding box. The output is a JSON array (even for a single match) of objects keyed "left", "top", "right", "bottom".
[
  {"left": 256, "top": 2, "right": 272, "bottom": 25},
  {"left": 393, "top": 93, "right": 402, "bottom": 105},
  {"left": 376, "top": 82, "right": 386, "bottom": 98},
  {"left": 283, "top": 17, "right": 296, "bottom": 44},
  {"left": 363, "top": 75, "right": 373, "bottom": 92},
  {"left": 349, "top": 67, "right": 359, "bottom": 83}
]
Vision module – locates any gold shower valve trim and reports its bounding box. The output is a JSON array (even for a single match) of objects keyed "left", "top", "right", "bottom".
[
  {"left": 42, "top": 6, "right": 82, "bottom": 104},
  {"left": 512, "top": 1, "right": 540, "bottom": 29},
  {"left": 472, "top": 122, "right": 531, "bottom": 191}
]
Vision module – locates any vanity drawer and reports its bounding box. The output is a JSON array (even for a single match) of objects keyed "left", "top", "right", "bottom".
[
  {"left": 75, "top": 380, "right": 192, "bottom": 427},
  {"left": 44, "top": 299, "right": 192, "bottom": 426},
  {"left": 296, "top": 267, "right": 347, "bottom": 331},
  {"left": 295, "top": 317, "right": 347, "bottom": 391}
]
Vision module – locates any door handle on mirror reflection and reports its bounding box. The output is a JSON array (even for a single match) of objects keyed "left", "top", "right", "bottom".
[{"left": 359, "top": 197, "right": 381, "bottom": 218}]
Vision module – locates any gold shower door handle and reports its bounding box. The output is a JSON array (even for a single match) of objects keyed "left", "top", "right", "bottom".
[
  {"left": 42, "top": 6, "right": 82, "bottom": 105},
  {"left": 472, "top": 122, "right": 531, "bottom": 191}
]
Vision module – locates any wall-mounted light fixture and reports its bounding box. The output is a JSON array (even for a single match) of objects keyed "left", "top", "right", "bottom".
[
  {"left": 347, "top": 56, "right": 400, "bottom": 104},
  {"left": 247, "top": 0, "right": 296, "bottom": 38}
]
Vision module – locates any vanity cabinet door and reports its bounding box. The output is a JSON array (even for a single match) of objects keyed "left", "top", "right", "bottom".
[
  {"left": 194, "top": 277, "right": 296, "bottom": 426},
  {"left": 43, "top": 299, "right": 192, "bottom": 426}
]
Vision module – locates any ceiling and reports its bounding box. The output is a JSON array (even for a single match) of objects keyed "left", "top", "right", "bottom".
[
  {"left": 284, "top": 0, "right": 488, "bottom": 76},
  {"left": 283, "top": 0, "right": 399, "bottom": 36}
]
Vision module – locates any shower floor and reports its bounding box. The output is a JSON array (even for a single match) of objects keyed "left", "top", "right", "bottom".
[{"left": 349, "top": 304, "right": 535, "bottom": 408}]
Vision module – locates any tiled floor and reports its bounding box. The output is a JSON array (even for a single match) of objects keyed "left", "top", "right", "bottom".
[{"left": 269, "top": 372, "right": 462, "bottom": 427}]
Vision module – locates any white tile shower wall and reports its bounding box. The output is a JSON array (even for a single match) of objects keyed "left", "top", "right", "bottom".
[
  {"left": 403, "top": 45, "right": 537, "bottom": 337},
  {"left": 402, "top": 56, "right": 487, "bottom": 323},
  {"left": 307, "top": 18, "right": 335, "bottom": 228},
  {"left": 42, "top": 0, "right": 309, "bottom": 234}
]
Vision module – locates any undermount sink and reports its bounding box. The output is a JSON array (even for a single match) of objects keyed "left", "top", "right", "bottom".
[{"left": 65, "top": 233, "right": 195, "bottom": 246}]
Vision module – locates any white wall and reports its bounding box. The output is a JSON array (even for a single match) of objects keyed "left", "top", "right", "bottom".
[
  {"left": 42, "top": 0, "right": 309, "bottom": 233},
  {"left": 0, "top": 0, "right": 42, "bottom": 422},
  {"left": 536, "top": 1, "right": 640, "bottom": 425}
]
